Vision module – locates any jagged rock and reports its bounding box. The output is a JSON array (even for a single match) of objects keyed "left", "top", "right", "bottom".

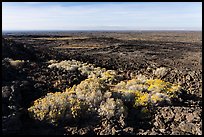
[
  {"left": 153, "top": 115, "right": 165, "bottom": 129},
  {"left": 122, "top": 127, "right": 134, "bottom": 135},
  {"left": 2, "top": 86, "right": 12, "bottom": 101},
  {"left": 2, "top": 112, "right": 22, "bottom": 135},
  {"left": 153, "top": 67, "right": 168, "bottom": 78},
  {"left": 179, "top": 121, "right": 196, "bottom": 133},
  {"left": 186, "top": 113, "right": 194, "bottom": 123},
  {"left": 160, "top": 107, "right": 175, "bottom": 123}
]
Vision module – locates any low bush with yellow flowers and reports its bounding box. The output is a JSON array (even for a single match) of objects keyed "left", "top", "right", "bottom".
[
  {"left": 47, "top": 60, "right": 123, "bottom": 84},
  {"left": 28, "top": 76, "right": 127, "bottom": 125},
  {"left": 28, "top": 60, "right": 182, "bottom": 126},
  {"left": 111, "top": 76, "right": 181, "bottom": 107}
]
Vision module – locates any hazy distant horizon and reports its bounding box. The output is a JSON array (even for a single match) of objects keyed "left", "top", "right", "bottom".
[{"left": 2, "top": 29, "right": 202, "bottom": 32}]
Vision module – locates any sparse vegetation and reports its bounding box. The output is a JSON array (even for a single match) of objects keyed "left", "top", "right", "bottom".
[
  {"left": 2, "top": 31, "right": 202, "bottom": 135},
  {"left": 4, "top": 58, "right": 25, "bottom": 67},
  {"left": 28, "top": 60, "right": 182, "bottom": 126}
]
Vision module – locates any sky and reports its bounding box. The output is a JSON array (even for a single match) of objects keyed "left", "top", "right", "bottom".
[{"left": 2, "top": 2, "right": 202, "bottom": 31}]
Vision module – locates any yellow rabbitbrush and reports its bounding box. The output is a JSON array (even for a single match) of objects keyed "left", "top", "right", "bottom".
[
  {"left": 28, "top": 60, "right": 182, "bottom": 125},
  {"left": 28, "top": 77, "right": 126, "bottom": 124},
  {"left": 28, "top": 75, "right": 181, "bottom": 124},
  {"left": 146, "top": 79, "right": 181, "bottom": 98},
  {"left": 112, "top": 78, "right": 181, "bottom": 107}
]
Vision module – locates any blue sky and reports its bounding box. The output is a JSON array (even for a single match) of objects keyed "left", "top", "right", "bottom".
[{"left": 2, "top": 2, "right": 202, "bottom": 31}]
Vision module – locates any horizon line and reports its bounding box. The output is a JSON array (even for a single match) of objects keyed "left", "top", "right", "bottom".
[{"left": 2, "top": 29, "right": 202, "bottom": 32}]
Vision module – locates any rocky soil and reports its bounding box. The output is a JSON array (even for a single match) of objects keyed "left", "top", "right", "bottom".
[{"left": 2, "top": 31, "right": 202, "bottom": 135}]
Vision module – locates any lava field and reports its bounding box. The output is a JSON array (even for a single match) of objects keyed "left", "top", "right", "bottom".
[{"left": 2, "top": 31, "right": 202, "bottom": 135}]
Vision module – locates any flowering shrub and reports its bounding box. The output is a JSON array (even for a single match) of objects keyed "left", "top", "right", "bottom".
[
  {"left": 27, "top": 86, "right": 82, "bottom": 124},
  {"left": 28, "top": 77, "right": 127, "bottom": 124},
  {"left": 111, "top": 76, "right": 181, "bottom": 107},
  {"left": 28, "top": 60, "right": 182, "bottom": 126},
  {"left": 98, "top": 98, "right": 127, "bottom": 120},
  {"left": 4, "top": 58, "right": 25, "bottom": 67},
  {"left": 47, "top": 60, "right": 122, "bottom": 84},
  {"left": 75, "top": 77, "right": 107, "bottom": 110},
  {"left": 153, "top": 67, "right": 168, "bottom": 78}
]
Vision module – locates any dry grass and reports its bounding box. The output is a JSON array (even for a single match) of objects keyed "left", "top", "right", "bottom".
[
  {"left": 33, "top": 37, "right": 89, "bottom": 40},
  {"left": 54, "top": 44, "right": 103, "bottom": 49},
  {"left": 110, "top": 32, "right": 202, "bottom": 43}
]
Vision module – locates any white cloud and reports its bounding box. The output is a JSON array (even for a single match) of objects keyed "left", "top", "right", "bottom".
[
  {"left": 23, "top": 2, "right": 45, "bottom": 4},
  {"left": 2, "top": 2, "right": 202, "bottom": 30}
]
